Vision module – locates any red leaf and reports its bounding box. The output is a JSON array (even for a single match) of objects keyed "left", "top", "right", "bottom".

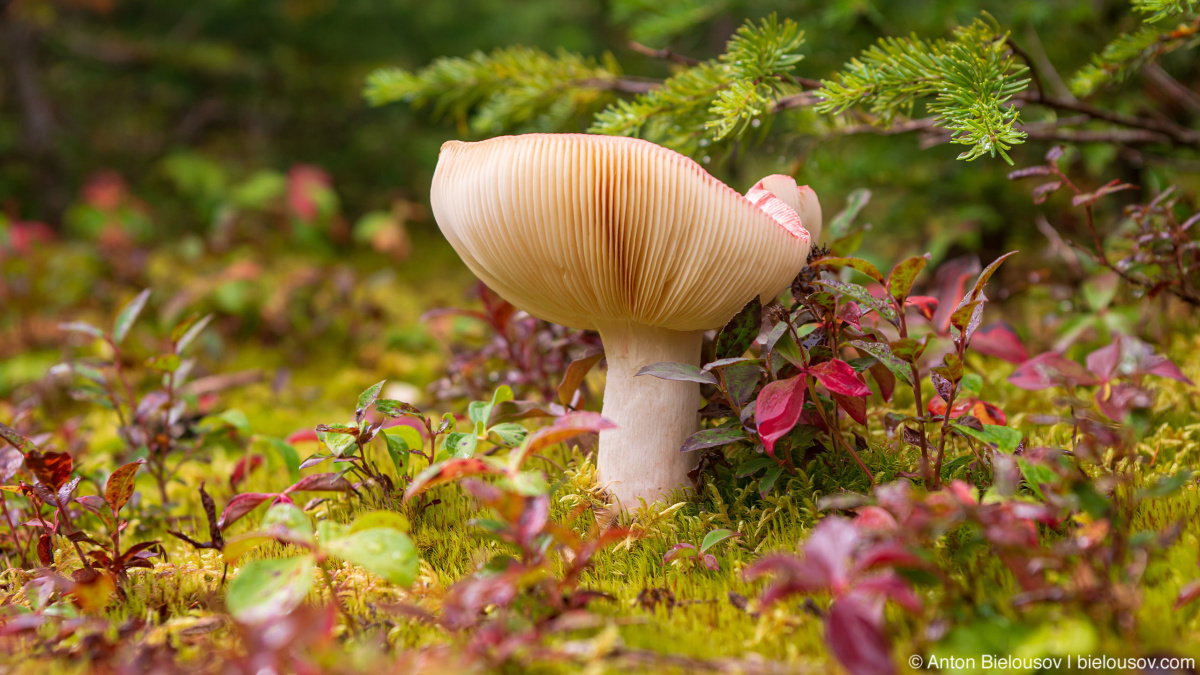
[
  {"left": 0, "top": 445, "right": 22, "bottom": 483},
  {"left": 284, "top": 472, "right": 353, "bottom": 494},
  {"left": 931, "top": 255, "right": 980, "bottom": 334},
  {"left": 972, "top": 400, "right": 1007, "bottom": 426},
  {"left": 4, "top": 220, "right": 55, "bottom": 254},
  {"left": 24, "top": 450, "right": 73, "bottom": 491},
  {"left": 904, "top": 296, "right": 938, "bottom": 321},
  {"left": 37, "top": 533, "right": 54, "bottom": 566},
  {"left": 104, "top": 460, "right": 144, "bottom": 513},
  {"left": 286, "top": 428, "right": 320, "bottom": 444},
  {"left": 803, "top": 517, "right": 860, "bottom": 589},
  {"left": 810, "top": 360, "right": 871, "bottom": 397},
  {"left": 853, "top": 506, "right": 897, "bottom": 532},
  {"left": 928, "top": 395, "right": 973, "bottom": 420},
  {"left": 218, "top": 493, "right": 278, "bottom": 530},
  {"left": 404, "top": 458, "right": 501, "bottom": 502},
  {"left": 1147, "top": 357, "right": 1193, "bottom": 385},
  {"left": 1176, "top": 580, "right": 1200, "bottom": 609},
  {"left": 970, "top": 322, "right": 1028, "bottom": 364},
  {"left": 516, "top": 494, "right": 550, "bottom": 550},
  {"left": 557, "top": 349, "right": 605, "bottom": 408},
  {"left": 230, "top": 455, "right": 264, "bottom": 490},
  {"left": 832, "top": 393, "right": 869, "bottom": 426},
  {"left": 286, "top": 164, "right": 331, "bottom": 222},
  {"left": 744, "top": 553, "right": 827, "bottom": 603},
  {"left": 1085, "top": 339, "right": 1122, "bottom": 382},
  {"left": 825, "top": 593, "right": 894, "bottom": 675},
  {"left": 1072, "top": 179, "right": 1137, "bottom": 207},
  {"left": 852, "top": 545, "right": 924, "bottom": 578},
  {"left": 755, "top": 375, "right": 807, "bottom": 457},
  {"left": 1009, "top": 352, "right": 1098, "bottom": 390},
  {"left": 525, "top": 411, "right": 615, "bottom": 453},
  {"left": 867, "top": 362, "right": 896, "bottom": 402},
  {"left": 853, "top": 573, "right": 922, "bottom": 613},
  {"left": 837, "top": 302, "right": 862, "bottom": 331},
  {"left": 1095, "top": 382, "right": 1153, "bottom": 421}
]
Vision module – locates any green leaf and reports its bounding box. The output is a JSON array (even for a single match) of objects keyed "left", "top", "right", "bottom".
[
  {"left": 383, "top": 432, "right": 410, "bottom": 475},
  {"left": 322, "top": 528, "right": 419, "bottom": 586},
  {"left": 759, "top": 464, "right": 784, "bottom": 496},
  {"left": 226, "top": 555, "right": 316, "bottom": 624},
  {"left": 737, "top": 456, "right": 778, "bottom": 478},
  {"left": 830, "top": 228, "right": 865, "bottom": 256},
  {"left": 145, "top": 354, "right": 182, "bottom": 373},
  {"left": 636, "top": 362, "right": 718, "bottom": 385},
  {"left": 200, "top": 409, "right": 251, "bottom": 435},
  {"left": 174, "top": 314, "right": 213, "bottom": 354},
  {"left": 375, "top": 399, "right": 425, "bottom": 420},
  {"left": 104, "top": 461, "right": 143, "bottom": 513},
  {"left": 317, "top": 424, "right": 358, "bottom": 457},
  {"left": 828, "top": 189, "right": 871, "bottom": 239},
  {"left": 699, "top": 528, "right": 741, "bottom": 554},
  {"left": 259, "top": 502, "right": 315, "bottom": 544},
  {"left": 715, "top": 297, "right": 762, "bottom": 359},
  {"left": 444, "top": 432, "right": 477, "bottom": 458},
  {"left": 468, "top": 400, "right": 490, "bottom": 427},
  {"left": 356, "top": 380, "right": 386, "bottom": 421},
  {"left": 0, "top": 422, "right": 38, "bottom": 454},
  {"left": 348, "top": 510, "right": 411, "bottom": 534},
  {"left": 817, "top": 280, "right": 898, "bottom": 324},
  {"left": 969, "top": 251, "right": 1018, "bottom": 301},
  {"left": 950, "top": 300, "right": 982, "bottom": 332},
  {"left": 488, "top": 422, "right": 528, "bottom": 447},
  {"left": 59, "top": 321, "right": 105, "bottom": 339},
  {"left": 384, "top": 425, "right": 423, "bottom": 453},
  {"left": 951, "top": 423, "right": 1022, "bottom": 453},
  {"left": 256, "top": 436, "right": 302, "bottom": 484},
  {"left": 849, "top": 340, "right": 914, "bottom": 386},
  {"left": 887, "top": 256, "right": 928, "bottom": 304},
  {"left": 1017, "top": 459, "right": 1057, "bottom": 501},
  {"left": 818, "top": 257, "right": 884, "bottom": 285},
  {"left": 113, "top": 289, "right": 152, "bottom": 346},
  {"left": 681, "top": 427, "right": 746, "bottom": 453}
]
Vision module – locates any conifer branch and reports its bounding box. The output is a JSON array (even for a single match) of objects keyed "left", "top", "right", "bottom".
[
  {"left": 363, "top": 47, "right": 633, "bottom": 135},
  {"left": 1068, "top": 14, "right": 1199, "bottom": 96},
  {"left": 816, "top": 17, "right": 1031, "bottom": 164},
  {"left": 591, "top": 14, "right": 806, "bottom": 152}
]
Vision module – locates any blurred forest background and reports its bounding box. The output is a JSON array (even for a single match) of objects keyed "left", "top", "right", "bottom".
[
  {"left": 4, "top": 0, "right": 1196, "bottom": 245},
  {"left": 2, "top": 0, "right": 1197, "bottom": 401}
]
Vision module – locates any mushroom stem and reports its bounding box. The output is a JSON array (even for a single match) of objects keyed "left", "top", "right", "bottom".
[{"left": 593, "top": 320, "right": 704, "bottom": 507}]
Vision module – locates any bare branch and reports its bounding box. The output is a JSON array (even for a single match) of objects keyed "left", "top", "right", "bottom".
[{"left": 627, "top": 41, "right": 700, "bottom": 67}]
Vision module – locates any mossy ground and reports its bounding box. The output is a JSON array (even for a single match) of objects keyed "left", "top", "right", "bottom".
[{"left": 3, "top": 239, "right": 1200, "bottom": 674}]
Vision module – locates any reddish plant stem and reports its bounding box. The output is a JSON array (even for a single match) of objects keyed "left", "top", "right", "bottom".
[{"left": 894, "top": 305, "right": 933, "bottom": 488}]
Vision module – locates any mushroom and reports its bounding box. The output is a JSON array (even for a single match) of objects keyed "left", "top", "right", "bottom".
[{"left": 430, "top": 134, "right": 819, "bottom": 506}]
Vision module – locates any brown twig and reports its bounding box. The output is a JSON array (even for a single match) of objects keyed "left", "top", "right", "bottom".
[
  {"left": 1014, "top": 89, "right": 1200, "bottom": 148},
  {"left": 627, "top": 41, "right": 700, "bottom": 66},
  {"left": 580, "top": 77, "right": 661, "bottom": 95}
]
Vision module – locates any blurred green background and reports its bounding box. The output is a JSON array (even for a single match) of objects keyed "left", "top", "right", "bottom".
[{"left": 2, "top": 0, "right": 1196, "bottom": 405}]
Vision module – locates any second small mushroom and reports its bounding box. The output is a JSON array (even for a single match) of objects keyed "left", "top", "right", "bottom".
[{"left": 431, "top": 133, "right": 819, "bottom": 506}]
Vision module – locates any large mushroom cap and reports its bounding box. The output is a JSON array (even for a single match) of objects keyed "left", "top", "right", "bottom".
[{"left": 431, "top": 133, "right": 814, "bottom": 332}]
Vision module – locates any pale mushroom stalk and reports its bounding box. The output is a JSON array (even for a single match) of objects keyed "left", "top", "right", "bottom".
[
  {"left": 430, "top": 134, "right": 820, "bottom": 507},
  {"left": 593, "top": 321, "right": 704, "bottom": 503}
]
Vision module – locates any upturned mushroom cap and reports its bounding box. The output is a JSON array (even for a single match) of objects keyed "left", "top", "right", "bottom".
[{"left": 431, "top": 134, "right": 816, "bottom": 332}]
